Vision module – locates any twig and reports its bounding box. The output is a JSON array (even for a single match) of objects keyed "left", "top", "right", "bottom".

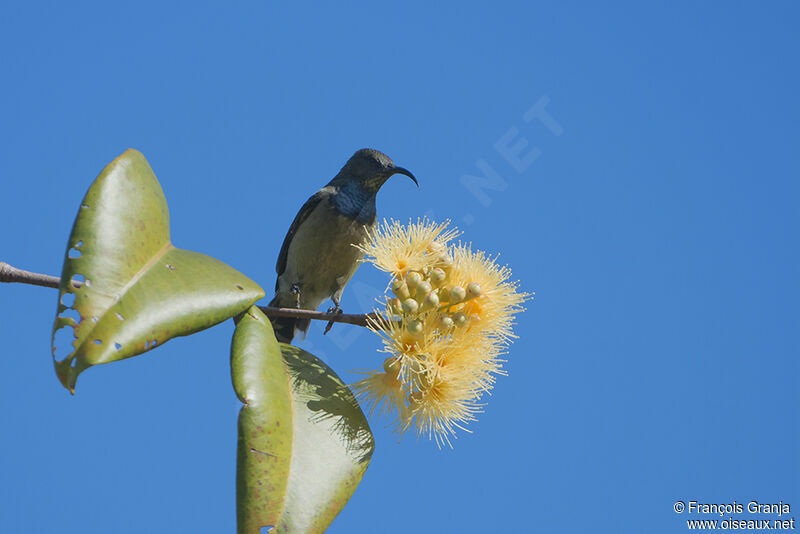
[
  {"left": 256, "top": 305, "right": 373, "bottom": 327},
  {"left": 0, "top": 261, "right": 81, "bottom": 288},
  {"left": 0, "top": 261, "right": 376, "bottom": 327}
]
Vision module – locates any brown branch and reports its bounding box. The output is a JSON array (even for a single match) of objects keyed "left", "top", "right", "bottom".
[
  {"left": 255, "top": 306, "right": 375, "bottom": 327},
  {"left": 0, "top": 261, "right": 79, "bottom": 288},
  {"left": 0, "top": 261, "right": 376, "bottom": 328}
]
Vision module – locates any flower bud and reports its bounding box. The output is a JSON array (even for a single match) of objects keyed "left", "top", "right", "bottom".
[
  {"left": 439, "top": 315, "right": 454, "bottom": 329},
  {"left": 429, "top": 267, "right": 447, "bottom": 287},
  {"left": 428, "top": 241, "right": 445, "bottom": 253},
  {"left": 452, "top": 311, "right": 468, "bottom": 327},
  {"left": 436, "top": 253, "right": 453, "bottom": 271},
  {"left": 421, "top": 291, "right": 440, "bottom": 311},
  {"left": 401, "top": 298, "right": 419, "bottom": 315},
  {"left": 383, "top": 356, "right": 401, "bottom": 375},
  {"left": 392, "top": 279, "right": 410, "bottom": 300},
  {"left": 418, "top": 369, "right": 435, "bottom": 388},
  {"left": 449, "top": 285, "right": 467, "bottom": 303},
  {"left": 387, "top": 298, "right": 402, "bottom": 314},
  {"left": 415, "top": 281, "right": 432, "bottom": 300},
  {"left": 466, "top": 282, "right": 482, "bottom": 299},
  {"left": 407, "top": 319, "right": 424, "bottom": 336},
  {"left": 405, "top": 271, "right": 423, "bottom": 290},
  {"left": 437, "top": 286, "right": 450, "bottom": 303}
]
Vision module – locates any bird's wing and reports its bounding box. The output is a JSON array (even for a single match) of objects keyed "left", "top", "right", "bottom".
[{"left": 275, "top": 189, "right": 328, "bottom": 280}]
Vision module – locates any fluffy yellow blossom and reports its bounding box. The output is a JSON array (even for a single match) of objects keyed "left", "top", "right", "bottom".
[
  {"left": 356, "top": 218, "right": 460, "bottom": 278},
  {"left": 446, "top": 244, "right": 528, "bottom": 343},
  {"left": 351, "top": 218, "right": 531, "bottom": 447},
  {"left": 350, "top": 365, "right": 405, "bottom": 420}
]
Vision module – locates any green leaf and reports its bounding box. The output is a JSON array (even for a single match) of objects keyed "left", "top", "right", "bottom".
[
  {"left": 52, "top": 149, "right": 264, "bottom": 392},
  {"left": 232, "top": 307, "right": 374, "bottom": 534}
]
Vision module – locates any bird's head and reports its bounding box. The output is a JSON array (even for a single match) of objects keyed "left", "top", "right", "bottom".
[{"left": 339, "top": 148, "right": 418, "bottom": 192}]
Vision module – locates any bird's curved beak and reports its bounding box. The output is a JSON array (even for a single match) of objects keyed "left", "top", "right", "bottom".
[{"left": 391, "top": 166, "right": 419, "bottom": 187}]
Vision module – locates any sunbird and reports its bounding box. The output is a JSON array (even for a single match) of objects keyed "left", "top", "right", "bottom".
[{"left": 269, "top": 149, "right": 418, "bottom": 342}]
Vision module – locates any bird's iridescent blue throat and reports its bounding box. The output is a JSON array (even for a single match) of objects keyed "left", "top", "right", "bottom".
[{"left": 332, "top": 180, "right": 378, "bottom": 223}]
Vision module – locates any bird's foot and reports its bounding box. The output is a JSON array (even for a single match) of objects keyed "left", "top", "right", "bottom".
[
  {"left": 323, "top": 305, "right": 343, "bottom": 335},
  {"left": 290, "top": 283, "right": 301, "bottom": 308}
]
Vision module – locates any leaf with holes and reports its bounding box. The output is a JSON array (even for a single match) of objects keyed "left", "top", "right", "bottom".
[
  {"left": 52, "top": 149, "right": 264, "bottom": 392},
  {"left": 232, "top": 307, "right": 374, "bottom": 534}
]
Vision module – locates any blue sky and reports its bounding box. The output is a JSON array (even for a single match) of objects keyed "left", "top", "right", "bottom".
[{"left": 1, "top": 2, "right": 797, "bottom": 532}]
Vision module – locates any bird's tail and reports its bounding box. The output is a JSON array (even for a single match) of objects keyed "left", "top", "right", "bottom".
[{"left": 268, "top": 295, "right": 310, "bottom": 344}]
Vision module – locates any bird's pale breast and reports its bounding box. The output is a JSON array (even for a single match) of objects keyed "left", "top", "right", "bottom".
[{"left": 276, "top": 198, "right": 372, "bottom": 310}]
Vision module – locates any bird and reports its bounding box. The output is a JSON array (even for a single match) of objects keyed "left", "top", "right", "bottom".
[{"left": 268, "top": 148, "right": 418, "bottom": 343}]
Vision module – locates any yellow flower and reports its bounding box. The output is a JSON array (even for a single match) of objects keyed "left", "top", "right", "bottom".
[
  {"left": 400, "top": 369, "right": 482, "bottom": 449},
  {"left": 446, "top": 244, "right": 530, "bottom": 343},
  {"left": 357, "top": 218, "right": 460, "bottom": 279},
  {"left": 350, "top": 366, "right": 405, "bottom": 420},
  {"left": 353, "top": 219, "right": 531, "bottom": 447}
]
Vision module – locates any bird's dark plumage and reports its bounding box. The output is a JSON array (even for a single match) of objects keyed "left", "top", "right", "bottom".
[
  {"left": 275, "top": 191, "right": 325, "bottom": 281},
  {"left": 269, "top": 148, "right": 417, "bottom": 343}
]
